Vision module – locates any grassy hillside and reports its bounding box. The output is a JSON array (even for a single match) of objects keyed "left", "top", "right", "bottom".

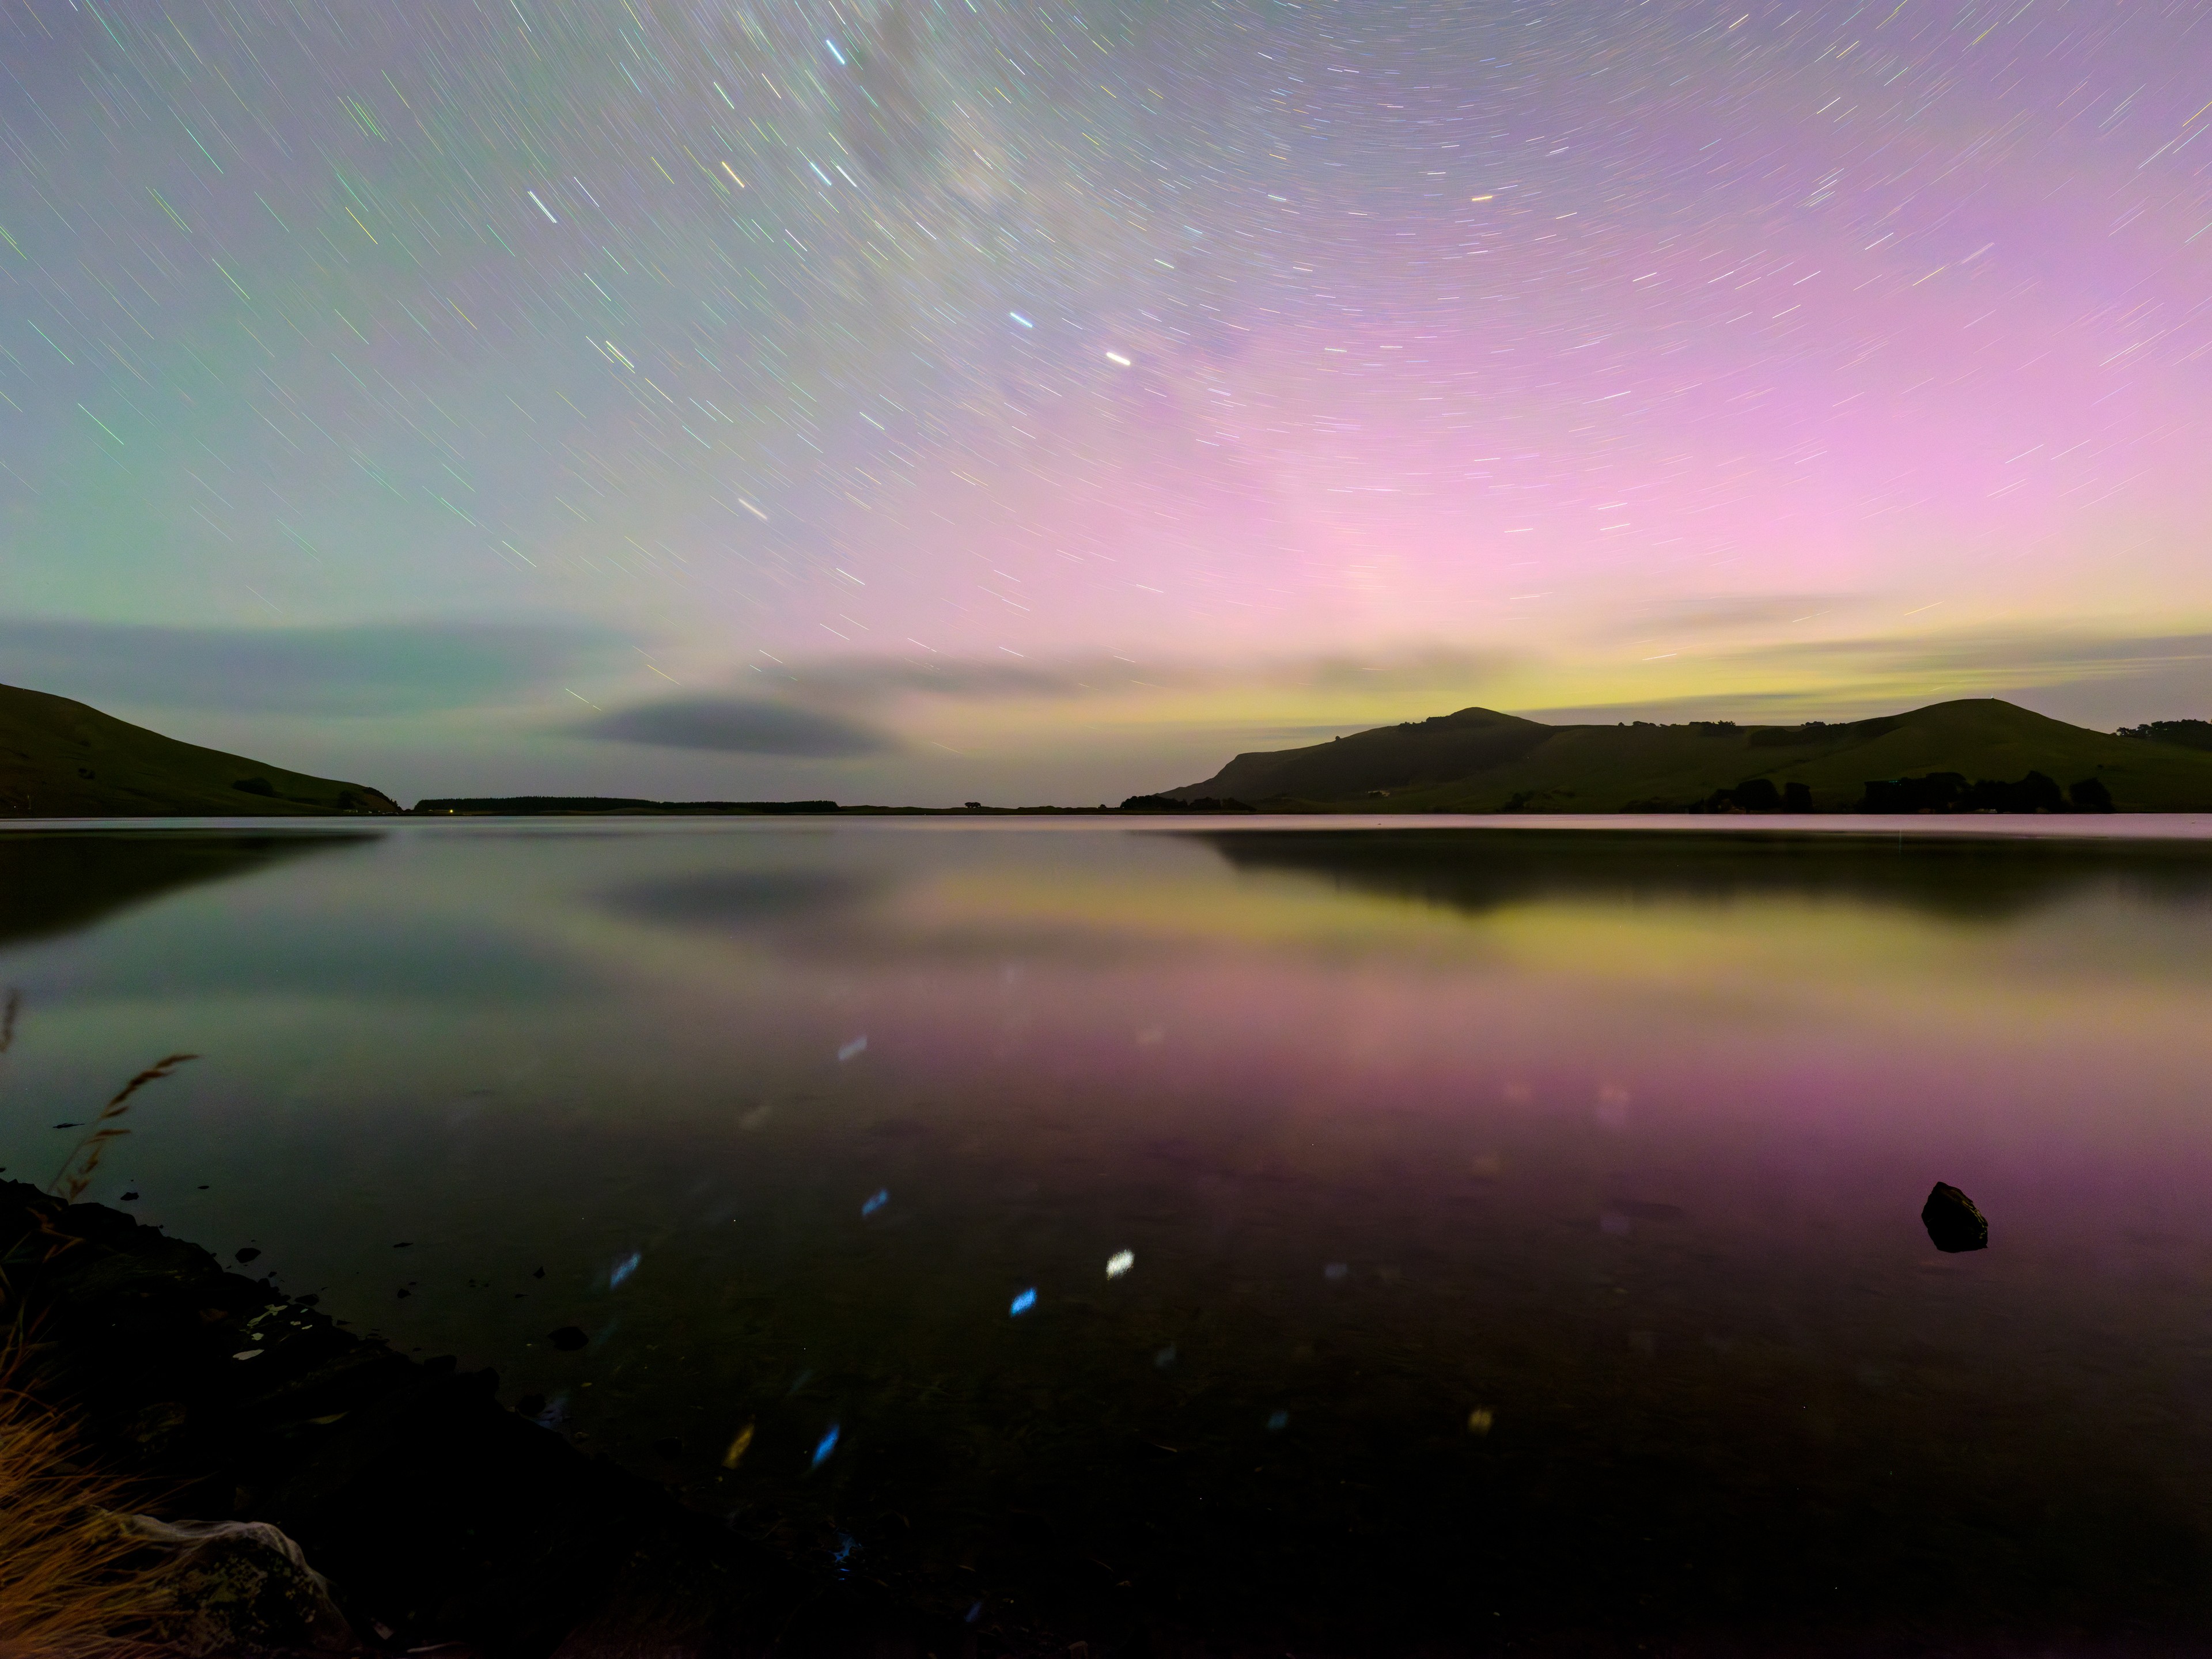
[
  {"left": 1161, "top": 699, "right": 2212, "bottom": 813},
  {"left": 0, "top": 683, "right": 400, "bottom": 817}
]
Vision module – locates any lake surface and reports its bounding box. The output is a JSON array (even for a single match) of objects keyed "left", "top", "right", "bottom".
[{"left": 5, "top": 816, "right": 2212, "bottom": 1653}]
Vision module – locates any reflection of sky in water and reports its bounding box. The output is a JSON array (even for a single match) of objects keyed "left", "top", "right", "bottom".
[{"left": 3, "top": 820, "right": 2212, "bottom": 1643}]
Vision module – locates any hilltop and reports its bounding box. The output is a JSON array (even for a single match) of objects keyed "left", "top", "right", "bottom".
[
  {"left": 1151, "top": 698, "right": 2212, "bottom": 813},
  {"left": 0, "top": 683, "right": 399, "bottom": 817}
]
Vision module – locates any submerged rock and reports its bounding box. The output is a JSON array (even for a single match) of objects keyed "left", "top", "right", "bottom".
[{"left": 1922, "top": 1181, "right": 1989, "bottom": 1253}]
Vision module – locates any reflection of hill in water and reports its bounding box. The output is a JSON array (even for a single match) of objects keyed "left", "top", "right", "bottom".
[
  {"left": 0, "top": 831, "right": 374, "bottom": 950},
  {"left": 1196, "top": 828, "right": 2212, "bottom": 922}
]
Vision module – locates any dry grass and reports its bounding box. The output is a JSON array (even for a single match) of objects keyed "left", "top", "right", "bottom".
[
  {"left": 2, "top": 993, "right": 187, "bottom": 1653},
  {"left": 0, "top": 1330, "right": 169, "bottom": 1659},
  {"left": 45, "top": 1055, "right": 198, "bottom": 1209}
]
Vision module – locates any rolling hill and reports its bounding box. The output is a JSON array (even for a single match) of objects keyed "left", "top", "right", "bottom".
[
  {"left": 0, "top": 683, "right": 400, "bottom": 817},
  {"left": 1153, "top": 699, "right": 2212, "bottom": 813}
]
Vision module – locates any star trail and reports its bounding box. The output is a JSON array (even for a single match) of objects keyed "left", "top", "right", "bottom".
[{"left": 1, "top": 0, "right": 2207, "bottom": 799}]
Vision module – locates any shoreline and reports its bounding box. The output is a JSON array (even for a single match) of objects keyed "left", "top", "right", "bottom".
[
  {"left": 0, "top": 1180, "right": 935, "bottom": 1659},
  {"left": 5, "top": 810, "right": 2212, "bottom": 840}
]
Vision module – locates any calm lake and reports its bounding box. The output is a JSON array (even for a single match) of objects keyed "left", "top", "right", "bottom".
[{"left": 6, "top": 817, "right": 2212, "bottom": 1653}]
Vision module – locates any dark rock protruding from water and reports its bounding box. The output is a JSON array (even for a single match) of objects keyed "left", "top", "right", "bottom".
[{"left": 1922, "top": 1181, "right": 1990, "bottom": 1252}]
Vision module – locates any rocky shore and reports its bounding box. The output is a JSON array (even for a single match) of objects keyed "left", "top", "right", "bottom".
[{"left": 0, "top": 1180, "right": 945, "bottom": 1658}]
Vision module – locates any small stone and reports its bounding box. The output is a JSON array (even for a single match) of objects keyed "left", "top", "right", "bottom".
[
  {"left": 1921, "top": 1181, "right": 1989, "bottom": 1253},
  {"left": 235, "top": 1248, "right": 261, "bottom": 1264},
  {"left": 547, "top": 1325, "right": 589, "bottom": 1351}
]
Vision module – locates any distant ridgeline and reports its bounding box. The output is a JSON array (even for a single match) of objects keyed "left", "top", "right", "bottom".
[
  {"left": 411, "top": 797, "right": 838, "bottom": 815},
  {"left": 2116, "top": 719, "right": 2212, "bottom": 753},
  {"left": 1149, "top": 698, "right": 2212, "bottom": 814}
]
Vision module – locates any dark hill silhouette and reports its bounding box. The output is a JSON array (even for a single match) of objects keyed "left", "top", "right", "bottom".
[
  {"left": 0, "top": 683, "right": 399, "bottom": 817},
  {"left": 1156, "top": 698, "right": 2212, "bottom": 813}
]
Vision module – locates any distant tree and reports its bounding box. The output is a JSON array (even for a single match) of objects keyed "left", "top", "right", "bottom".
[
  {"left": 1859, "top": 772, "right": 1968, "bottom": 812},
  {"left": 1783, "top": 781, "right": 1813, "bottom": 812},
  {"left": 1862, "top": 770, "right": 2073, "bottom": 812},
  {"left": 2115, "top": 719, "right": 2212, "bottom": 752},
  {"left": 1961, "top": 771, "right": 2062, "bottom": 812},
  {"left": 1732, "top": 777, "right": 1782, "bottom": 811},
  {"left": 2068, "top": 777, "right": 2114, "bottom": 812},
  {"left": 1118, "top": 794, "right": 1252, "bottom": 813}
]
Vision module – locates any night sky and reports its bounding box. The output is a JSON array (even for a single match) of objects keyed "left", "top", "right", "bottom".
[{"left": 2, "top": 0, "right": 2207, "bottom": 803}]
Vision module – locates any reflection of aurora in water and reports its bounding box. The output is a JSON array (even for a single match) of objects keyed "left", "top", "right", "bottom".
[{"left": 3, "top": 819, "right": 2211, "bottom": 1650}]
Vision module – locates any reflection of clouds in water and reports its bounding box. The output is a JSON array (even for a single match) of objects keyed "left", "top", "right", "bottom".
[{"left": 602, "top": 869, "right": 881, "bottom": 930}]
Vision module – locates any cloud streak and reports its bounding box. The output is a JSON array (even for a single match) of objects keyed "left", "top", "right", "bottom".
[
  {"left": 573, "top": 695, "right": 897, "bottom": 757},
  {"left": 766, "top": 643, "right": 1524, "bottom": 709}
]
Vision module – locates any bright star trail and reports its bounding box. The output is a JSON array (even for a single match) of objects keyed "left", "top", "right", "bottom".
[{"left": 0, "top": 1, "right": 2206, "bottom": 801}]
